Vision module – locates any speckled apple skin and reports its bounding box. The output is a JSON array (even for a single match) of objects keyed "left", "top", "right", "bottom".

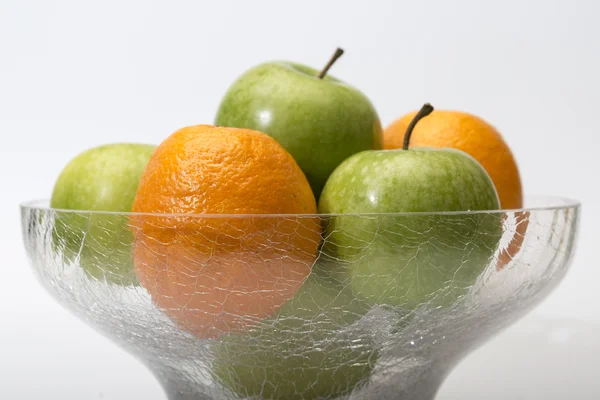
[{"left": 318, "top": 148, "right": 502, "bottom": 309}]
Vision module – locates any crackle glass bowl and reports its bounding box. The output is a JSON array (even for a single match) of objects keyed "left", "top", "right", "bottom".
[{"left": 20, "top": 195, "right": 579, "bottom": 400}]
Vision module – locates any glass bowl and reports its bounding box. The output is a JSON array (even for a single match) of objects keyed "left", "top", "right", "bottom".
[{"left": 20, "top": 195, "right": 580, "bottom": 400}]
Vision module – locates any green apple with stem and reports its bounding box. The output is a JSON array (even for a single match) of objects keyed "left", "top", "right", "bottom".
[
  {"left": 50, "top": 143, "right": 155, "bottom": 285},
  {"left": 318, "top": 103, "right": 502, "bottom": 310},
  {"left": 214, "top": 48, "right": 383, "bottom": 199},
  {"left": 211, "top": 257, "right": 377, "bottom": 400}
]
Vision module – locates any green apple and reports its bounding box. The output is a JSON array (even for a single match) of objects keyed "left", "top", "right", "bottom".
[
  {"left": 214, "top": 48, "right": 383, "bottom": 199},
  {"left": 50, "top": 143, "right": 155, "bottom": 285},
  {"left": 276, "top": 257, "right": 371, "bottom": 330},
  {"left": 318, "top": 104, "right": 502, "bottom": 310},
  {"left": 211, "top": 259, "right": 376, "bottom": 400}
]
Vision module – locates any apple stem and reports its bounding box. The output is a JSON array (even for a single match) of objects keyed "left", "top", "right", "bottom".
[
  {"left": 318, "top": 48, "right": 344, "bottom": 79},
  {"left": 403, "top": 103, "right": 434, "bottom": 150}
]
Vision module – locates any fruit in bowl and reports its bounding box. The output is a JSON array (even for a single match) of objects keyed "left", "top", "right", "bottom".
[
  {"left": 22, "top": 195, "right": 580, "bottom": 400},
  {"left": 211, "top": 257, "right": 376, "bottom": 400},
  {"left": 214, "top": 48, "right": 383, "bottom": 199},
  {"left": 383, "top": 107, "right": 528, "bottom": 269},
  {"left": 50, "top": 143, "right": 155, "bottom": 285},
  {"left": 36, "top": 46, "right": 543, "bottom": 399},
  {"left": 130, "top": 125, "right": 322, "bottom": 339},
  {"left": 209, "top": 104, "right": 505, "bottom": 399},
  {"left": 319, "top": 104, "right": 503, "bottom": 309}
]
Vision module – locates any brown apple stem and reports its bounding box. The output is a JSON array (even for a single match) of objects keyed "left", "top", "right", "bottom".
[
  {"left": 318, "top": 48, "right": 344, "bottom": 79},
  {"left": 403, "top": 103, "right": 434, "bottom": 150}
]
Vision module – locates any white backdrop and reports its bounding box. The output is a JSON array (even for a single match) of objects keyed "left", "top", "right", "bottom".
[{"left": 1, "top": 0, "right": 598, "bottom": 398}]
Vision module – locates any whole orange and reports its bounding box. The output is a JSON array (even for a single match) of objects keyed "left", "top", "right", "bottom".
[
  {"left": 130, "top": 125, "right": 321, "bottom": 338},
  {"left": 384, "top": 110, "right": 523, "bottom": 209}
]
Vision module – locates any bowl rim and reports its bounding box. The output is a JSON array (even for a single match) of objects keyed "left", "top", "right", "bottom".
[{"left": 19, "top": 195, "right": 581, "bottom": 218}]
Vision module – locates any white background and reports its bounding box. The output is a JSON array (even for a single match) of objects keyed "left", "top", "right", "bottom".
[{"left": 1, "top": 0, "right": 599, "bottom": 398}]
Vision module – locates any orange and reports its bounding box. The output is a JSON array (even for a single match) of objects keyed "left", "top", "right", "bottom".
[
  {"left": 384, "top": 109, "right": 526, "bottom": 269},
  {"left": 384, "top": 110, "right": 523, "bottom": 209},
  {"left": 131, "top": 125, "right": 321, "bottom": 338}
]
